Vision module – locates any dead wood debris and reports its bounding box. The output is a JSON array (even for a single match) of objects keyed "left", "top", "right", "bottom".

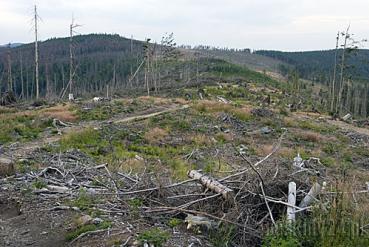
[{"left": 1, "top": 131, "right": 357, "bottom": 246}]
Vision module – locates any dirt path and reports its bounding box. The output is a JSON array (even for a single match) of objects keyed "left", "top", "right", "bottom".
[
  {"left": 293, "top": 111, "right": 369, "bottom": 137},
  {"left": 3, "top": 104, "right": 189, "bottom": 160},
  {"left": 327, "top": 119, "right": 369, "bottom": 136}
]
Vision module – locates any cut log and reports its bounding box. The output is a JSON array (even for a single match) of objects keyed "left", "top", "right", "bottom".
[
  {"left": 299, "top": 182, "right": 322, "bottom": 208},
  {"left": 0, "top": 157, "right": 15, "bottom": 177},
  {"left": 287, "top": 182, "right": 296, "bottom": 222},
  {"left": 46, "top": 185, "right": 70, "bottom": 193},
  {"left": 342, "top": 113, "right": 352, "bottom": 121},
  {"left": 188, "top": 170, "right": 234, "bottom": 200}
]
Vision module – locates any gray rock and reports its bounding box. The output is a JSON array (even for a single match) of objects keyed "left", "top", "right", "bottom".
[{"left": 260, "top": 126, "right": 272, "bottom": 134}]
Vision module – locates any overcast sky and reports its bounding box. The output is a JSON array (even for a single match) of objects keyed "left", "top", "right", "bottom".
[{"left": 1, "top": 0, "right": 368, "bottom": 51}]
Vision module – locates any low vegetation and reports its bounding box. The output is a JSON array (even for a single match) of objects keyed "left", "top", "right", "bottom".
[{"left": 2, "top": 54, "right": 369, "bottom": 247}]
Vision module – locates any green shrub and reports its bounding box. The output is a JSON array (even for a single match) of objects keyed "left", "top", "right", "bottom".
[{"left": 168, "top": 218, "right": 182, "bottom": 228}]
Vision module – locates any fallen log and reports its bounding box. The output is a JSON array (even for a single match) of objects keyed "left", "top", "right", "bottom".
[{"left": 188, "top": 170, "right": 234, "bottom": 200}]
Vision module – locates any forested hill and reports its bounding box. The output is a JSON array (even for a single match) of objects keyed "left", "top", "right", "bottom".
[
  {"left": 0, "top": 34, "right": 144, "bottom": 99},
  {"left": 255, "top": 49, "right": 369, "bottom": 82}
]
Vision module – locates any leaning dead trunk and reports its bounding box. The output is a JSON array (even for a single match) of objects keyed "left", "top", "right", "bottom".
[
  {"left": 299, "top": 182, "right": 322, "bottom": 208},
  {"left": 188, "top": 170, "right": 234, "bottom": 200}
]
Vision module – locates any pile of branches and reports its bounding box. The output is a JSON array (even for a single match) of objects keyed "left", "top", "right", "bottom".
[
  {"left": 0, "top": 91, "right": 16, "bottom": 106},
  {"left": 3, "top": 130, "right": 335, "bottom": 246}
]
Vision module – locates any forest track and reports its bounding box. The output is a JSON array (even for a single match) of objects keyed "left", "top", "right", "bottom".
[{"left": 327, "top": 119, "right": 369, "bottom": 137}]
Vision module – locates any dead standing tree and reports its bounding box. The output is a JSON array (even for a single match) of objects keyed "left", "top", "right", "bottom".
[
  {"left": 329, "top": 26, "right": 367, "bottom": 117},
  {"left": 33, "top": 5, "right": 40, "bottom": 99},
  {"left": 6, "top": 43, "right": 12, "bottom": 92},
  {"left": 143, "top": 38, "right": 152, "bottom": 96},
  {"left": 60, "top": 16, "right": 81, "bottom": 100},
  {"left": 330, "top": 32, "right": 340, "bottom": 113},
  {"left": 158, "top": 32, "right": 180, "bottom": 92}
]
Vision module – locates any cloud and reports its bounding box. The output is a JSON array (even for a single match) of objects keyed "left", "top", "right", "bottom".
[{"left": 0, "top": 0, "right": 368, "bottom": 50}]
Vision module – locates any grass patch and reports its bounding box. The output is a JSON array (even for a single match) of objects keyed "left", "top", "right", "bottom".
[
  {"left": 60, "top": 128, "right": 102, "bottom": 150},
  {"left": 0, "top": 114, "right": 52, "bottom": 144},
  {"left": 263, "top": 181, "right": 369, "bottom": 247},
  {"left": 75, "top": 100, "right": 138, "bottom": 121},
  {"left": 32, "top": 179, "right": 47, "bottom": 189},
  {"left": 65, "top": 221, "right": 112, "bottom": 241},
  {"left": 144, "top": 127, "right": 168, "bottom": 144},
  {"left": 193, "top": 100, "right": 253, "bottom": 122},
  {"left": 297, "top": 120, "right": 336, "bottom": 134},
  {"left": 59, "top": 128, "right": 135, "bottom": 163},
  {"left": 167, "top": 218, "right": 182, "bottom": 228},
  {"left": 138, "top": 228, "right": 170, "bottom": 247},
  {"left": 72, "top": 189, "right": 95, "bottom": 210}
]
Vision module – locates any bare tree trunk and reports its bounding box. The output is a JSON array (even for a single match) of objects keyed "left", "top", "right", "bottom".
[
  {"left": 287, "top": 182, "right": 296, "bottom": 222},
  {"left": 20, "top": 52, "right": 24, "bottom": 99},
  {"left": 337, "top": 26, "right": 350, "bottom": 114},
  {"left": 26, "top": 69, "right": 29, "bottom": 100},
  {"left": 330, "top": 32, "right": 340, "bottom": 112},
  {"left": 34, "top": 5, "right": 40, "bottom": 99},
  {"left": 7, "top": 44, "right": 13, "bottom": 92},
  {"left": 362, "top": 84, "right": 368, "bottom": 117},
  {"left": 68, "top": 17, "right": 80, "bottom": 98}
]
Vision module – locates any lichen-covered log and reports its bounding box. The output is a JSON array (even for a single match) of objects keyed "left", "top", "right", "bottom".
[{"left": 188, "top": 170, "right": 234, "bottom": 200}]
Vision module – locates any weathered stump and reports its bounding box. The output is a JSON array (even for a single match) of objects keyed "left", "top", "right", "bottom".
[{"left": 0, "top": 158, "right": 15, "bottom": 177}]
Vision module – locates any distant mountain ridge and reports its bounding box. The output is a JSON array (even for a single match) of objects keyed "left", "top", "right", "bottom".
[
  {"left": 0, "top": 43, "right": 24, "bottom": 48},
  {"left": 0, "top": 34, "right": 144, "bottom": 98},
  {"left": 255, "top": 49, "right": 369, "bottom": 82}
]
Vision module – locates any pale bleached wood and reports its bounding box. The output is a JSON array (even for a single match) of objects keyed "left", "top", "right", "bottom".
[
  {"left": 287, "top": 181, "right": 296, "bottom": 222},
  {"left": 299, "top": 182, "right": 321, "bottom": 208},
  {"left": 188, "top": 170, "right": 234, "bottom": 200}
]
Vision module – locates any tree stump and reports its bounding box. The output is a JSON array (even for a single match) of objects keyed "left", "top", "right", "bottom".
[{"left": 0, "top": 158, "right": 15, "bottom": 177}]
